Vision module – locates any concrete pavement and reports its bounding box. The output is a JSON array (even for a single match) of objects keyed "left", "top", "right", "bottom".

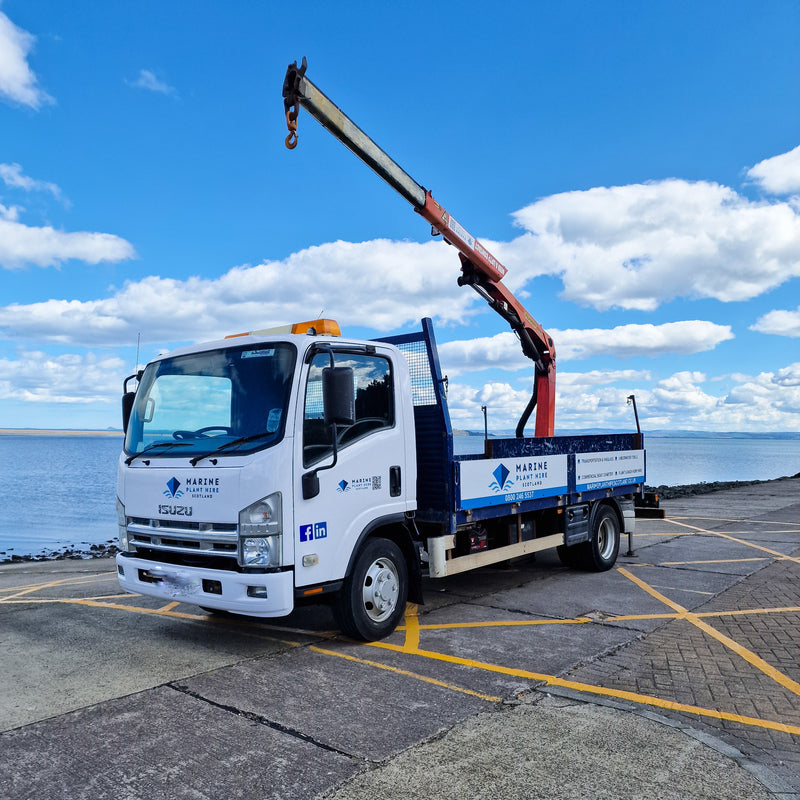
[{"left": 1, "top": 477, "right": 798, "bottom": 799}]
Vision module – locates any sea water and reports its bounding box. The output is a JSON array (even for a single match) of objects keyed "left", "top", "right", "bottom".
[{"left": 1, "top": 433, "right": 798, "bottom": 558}]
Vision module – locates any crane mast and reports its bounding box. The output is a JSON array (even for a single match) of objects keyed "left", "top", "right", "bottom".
[{"left": 282, "top": 58, "right": 556, "bottom": 437}]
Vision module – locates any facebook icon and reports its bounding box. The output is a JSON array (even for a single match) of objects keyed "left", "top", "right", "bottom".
[{"left": 299, "top": 524, "right": 314, "bottom": 543}]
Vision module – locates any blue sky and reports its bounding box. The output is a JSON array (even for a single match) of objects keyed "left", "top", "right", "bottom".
[{"left": 1, "top": 0, "right": 799, "bottom": 433}]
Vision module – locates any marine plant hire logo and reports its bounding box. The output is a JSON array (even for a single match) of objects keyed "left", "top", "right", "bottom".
[
  {"left": 488, "top": 463, "right": 513, "bottom": 493},
  {"left": 163, "top": 477, "right": 184, "bottom": 499}
]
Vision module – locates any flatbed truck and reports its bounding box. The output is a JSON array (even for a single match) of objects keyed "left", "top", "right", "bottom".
[{"left": 114, "top": 61, "right": 645, "bottom": 640}]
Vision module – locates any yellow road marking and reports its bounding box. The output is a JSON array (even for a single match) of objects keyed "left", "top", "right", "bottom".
[
  {"left": 0, "top": 576, "right": 101, "bottom": 601},
  {"left": 670, "top": 516, "right": 800, "bottom": 527},
  {"left": 0, "top": 572, "right": 117, "bottom": 599},
  {"left": 1, "top": 594, "right": 135, "bottom": 604},
  {"left": 695, "top": 607, "right": 800, "bottom": 619},
  {"left": 157, "top": 601, "right": 181, "bottom": 613},
  {"left": 669, "top": 520, "right": 800, "bottom": 564},
  {"left": 403, "top": 603, "right": 420, "bottom": 650},
  {"left": 619, "top": 567, "right": 800, "bottom": 698},
  {"left": 63, "top": 597, "right": 340, "bottom": 642},
  {"left": 310, "top": 644, "right": 501, "bottom": 703},
  {"left": 397, "top": 617, "right": 593, "bottom": 632},
  {"left": 647, "top": 585, "right": 715, "bottom": 596},
  {"left": 661, "top": 558, "right": 769, "bottom": 566},
  {"left": 368, "top": 641, "right": 800, "bottom": 735}
]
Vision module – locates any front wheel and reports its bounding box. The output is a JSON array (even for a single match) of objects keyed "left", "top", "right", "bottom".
[{"left": 335, "top": 537, "right": 408, "bottom": 641}]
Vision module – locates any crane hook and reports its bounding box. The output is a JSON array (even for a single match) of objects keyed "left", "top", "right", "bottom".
[
  {"left": 282, "top": 57, "right": 307, "bottom": 150},
  {"left": 285, "top": 109, "right": 298, "bottom": 149}
]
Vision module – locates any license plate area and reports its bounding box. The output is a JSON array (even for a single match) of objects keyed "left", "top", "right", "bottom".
[{"left": 138, "top": 567, "right": 200, "bottom": 597}]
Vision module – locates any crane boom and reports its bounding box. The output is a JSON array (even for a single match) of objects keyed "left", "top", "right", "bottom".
[{"left": 282, "top": 58, "right": 556, "bottom": 437}]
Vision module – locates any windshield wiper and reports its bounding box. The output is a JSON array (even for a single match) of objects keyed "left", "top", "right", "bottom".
[
  {"left": 125, "top": 441, "right": 192, "bottom": 466},
  {"left": 190, "top": 432, "right": 274, "bottom": 466}
]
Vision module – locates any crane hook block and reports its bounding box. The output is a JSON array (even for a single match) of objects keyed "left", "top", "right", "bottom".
[{"left": 282, "top": 57, "right": 308, "bottom": 150}]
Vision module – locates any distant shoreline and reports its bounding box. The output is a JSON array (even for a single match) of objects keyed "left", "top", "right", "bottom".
[{"left": 0, "top": 429, "right": 123, "bottom": 437}]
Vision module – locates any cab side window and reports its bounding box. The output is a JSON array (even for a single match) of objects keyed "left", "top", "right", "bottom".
[{"left": 303, "top": 352, "right": 393, "bottom": 467}]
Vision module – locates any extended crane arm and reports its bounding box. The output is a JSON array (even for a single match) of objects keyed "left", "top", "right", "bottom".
[{"left": 282, "top": 58, "right": 556, "bottom": 437}]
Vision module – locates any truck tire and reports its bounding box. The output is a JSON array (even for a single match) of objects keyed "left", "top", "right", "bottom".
[
  {"left": 580, "top": 505, "right": 620, "bottom": 571},
  {"left": 335, "top": 537, "right": 408, "bottom": 641},
  {"left": 556, "top": 544, "right": 582, "bottom": 568}
]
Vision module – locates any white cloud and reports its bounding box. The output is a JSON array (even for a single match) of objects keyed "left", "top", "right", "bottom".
[
  {"left": 558, "top": 370, "right": 652, "bottom": 387},
  {"left": 0, "top": 162, "right": 61, "bottom": 200},
  {"left": 553, "top": 321, "right": 734, "bottom": 360},
  {"left": 0, "top": 239, "right": 471, "bottom": 344},
  {"left": 0, "top": 216, "right": 136, "bottom": 269},
  {"left": 445, "top": 364, "right": 800, "bottom": 433},
  {"left": 746, "top": 145, "right": 800, "bottom": 195},
  {"left": 750, "top": 306, "right": 800, "bottom": 338},
  {"left": 438, "top": 321, "right": 733, "bottom": 373},
  {"left": 0, "top": 10, "right": 53, "bottom": 109},
  {"left": 774, "top": 364, "right": 800, "bottom": 388},
  {"left": 0, "top": 351, "right": 125, "bottom": 403},
  {"left": 128, "top": 69, "right": 176, "bottom": 96},
  {"left": 506, "top": 179, "right": 800, "bottom": 311}
]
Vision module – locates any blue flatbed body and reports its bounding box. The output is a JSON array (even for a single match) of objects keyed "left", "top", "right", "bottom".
[{"left": 380, "top": 320, "right": 646, "bottom": 536}]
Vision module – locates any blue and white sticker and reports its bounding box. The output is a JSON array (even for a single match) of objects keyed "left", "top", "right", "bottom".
[
  {"left": 575, "top": 450, "right": 645, "bottom": 492},
  {"left": 458, "top": 455, "right": 569, "bottom": 510},
  {"left": 299, "top": 521, "right": 328, "bottom": 542}
]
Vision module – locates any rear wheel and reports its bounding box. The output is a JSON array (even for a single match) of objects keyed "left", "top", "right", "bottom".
[
  {"left": 335, "top": 537, "right": 408, "bottom": 641},
  {"left": 556, "top": 544, "right": 582, "bottom": 568},
  {"left": 580, "top": 506, "right": 620, "bottom": 571}
]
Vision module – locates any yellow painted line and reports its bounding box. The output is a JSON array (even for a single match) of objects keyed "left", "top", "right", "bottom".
[
  {"left": 395, "top": 604, "right": 800, "bottom": 635},
  {"left": 648, "top": 585, "right": 714, "bottom": 596},
  {"left": 69, "top": 597, "right": 211, "bottom": 620},
  {"left": 0, "top": 576, "right": 97, "bottom": 601},
  {"left": 695, "top": 607, "right": 800, "bottom": 619},
  {"left": 403, "top": 603, "right": 420, "bottom": 651},
  {"left": 2, "top": 594, "right": 137, "bottom": 604},
  {"left": 397, "top": 617, "right": 593, "bottom": 632},
  {"left": 310, "top": 644, "right": 501, "bottom": 703},
  {"left": 670, "top": 516, "right": 800, "bottom": 527},
  {"left": 618, "top": 567, "right": 800, "bottom": 698},
  {"left": 157, "top": 601, "right": 181, "bottom": 613},
  {"left": 62, "top": 597, "right": 339, "bottom": 641},
  {"left": 607, "top": 612, "right": 680, "bottom": 622},
  {"left": 668, "top": 520, "right": 800, "bottom": 565},
  {"left": 368, "top": 641, "right": 800, "bottom": 735},
  {"left": 0, "top": 572, "right": 117, "bottom": 599},
  {"left": 661, "top": 558, "right": 769, "bottom": 566}
]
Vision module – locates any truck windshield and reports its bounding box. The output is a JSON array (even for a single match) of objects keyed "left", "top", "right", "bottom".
[{"left": 124, "top": 342, "right": 296, "bottom": 457}]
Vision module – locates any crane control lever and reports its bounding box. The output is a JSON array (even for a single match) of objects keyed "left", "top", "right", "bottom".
[{"left": 281, "top": 58, "right": 556, "bottom": 437}]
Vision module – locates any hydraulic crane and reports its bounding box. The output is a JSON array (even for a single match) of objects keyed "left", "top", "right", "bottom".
[{"left": 282, "top": 58, "right": 556, "bottom": 437}]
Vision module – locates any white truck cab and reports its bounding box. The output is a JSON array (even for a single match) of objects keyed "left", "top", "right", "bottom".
[{"left": 117, "top": 319, "right": 419, "bottom": 638}]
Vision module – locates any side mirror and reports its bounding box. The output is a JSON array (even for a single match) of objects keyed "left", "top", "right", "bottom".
[
  {"left": 302, "top": 366, "right": 354, "bottom": 500},
  {"left": 121, "top": 370, "right": 143, "bottom": 434},
  {"left": 122, "top": 392, "right": 135, "bottom": 434},
  {"left": 323, "top": 366, "right": 355, "bottom": 426}
]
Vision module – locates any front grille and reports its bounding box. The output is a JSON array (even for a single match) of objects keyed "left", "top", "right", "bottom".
[{"left": 127, "top": 517, "right": 238, "bottom": 558}]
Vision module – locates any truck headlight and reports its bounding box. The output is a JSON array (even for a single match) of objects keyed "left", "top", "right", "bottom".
[
  {"left": 239, "top": 493, "right": 282, "bottom": 567},
  {"left": 116, "top": 497, "right": 129, "bottom": 551}
]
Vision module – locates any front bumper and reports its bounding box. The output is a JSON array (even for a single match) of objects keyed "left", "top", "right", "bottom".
[{"left": 116, "top": 553, "right": 294, "bottom": 617}]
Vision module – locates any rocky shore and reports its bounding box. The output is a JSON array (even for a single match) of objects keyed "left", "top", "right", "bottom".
[
  {"left": 0, "top": 541, "right": 120, "bottom": 565},
  {"left": 645, "top": 472, "right": 800, "bottom": 499}
]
